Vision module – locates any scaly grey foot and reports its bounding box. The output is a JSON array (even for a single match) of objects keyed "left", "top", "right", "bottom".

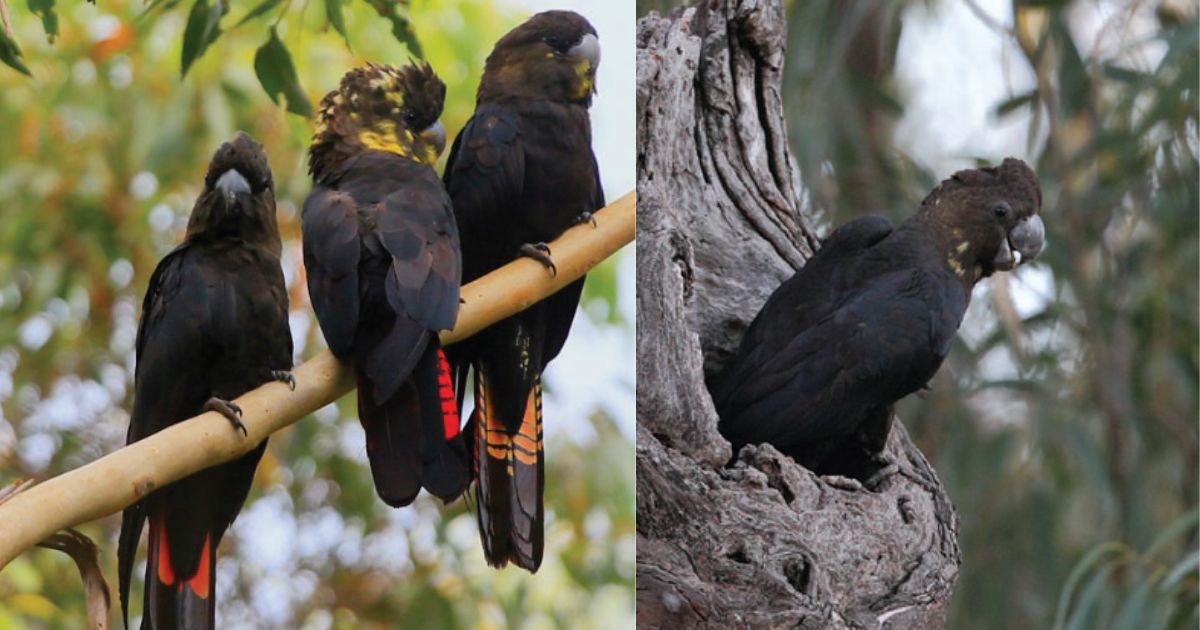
[
  {"left": 204, "top": 397, "right": 246, "bottom": 436},
  {"left": 518, "top": 242, "right": 557, "bottom": 277},
  {"left": 270, "top": 370, "right": 296, "bottom": 391}
]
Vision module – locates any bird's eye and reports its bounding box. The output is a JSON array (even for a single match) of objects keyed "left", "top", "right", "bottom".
[
  {"left": 992, "top": 202, "right": 1011, "bottom": 219},
  {"left": 401, "top": 110, "right": 416, "bottom": 125},
  {"left": 543, "top": 35, "right": 561, "bottom": 49}
]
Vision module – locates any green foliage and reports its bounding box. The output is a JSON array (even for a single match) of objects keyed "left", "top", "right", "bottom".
[
  {"left": 324, "top": 0, "right": 348, "bottom": 48},
  {"left": 362, "top": 0, "right": 423, "bottom": 59},
  {"left": 26, "top": 0, "right": 57, "bottom": 43},
  {"left": 1053, "top": 512, "right": 1198, "bottom": 630},
  {"left": 254, "top": 26, "right": 311, "bottom": 117},
  {"left": 0, "top": 27, "right": 31, "bottom": 75},
  {"left": 2, "top": 0, "right": 430, "bottom": 114},
  {"left": 180, "top": 0, "right": 225, "bottom": 77}
]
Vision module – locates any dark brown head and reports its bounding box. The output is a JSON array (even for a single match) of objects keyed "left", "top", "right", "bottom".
[
  {"left": 916, "top": 157, "right": 1046, "bottom": 283},
  {"left": 477, "top": 10, "right": 600, "bottom": 106},
  {"left": 186, "top": 132, "right": 280, "bottom": 254},
  {"left": 309, "top": 62, "right": 447, "bottom": 182}
]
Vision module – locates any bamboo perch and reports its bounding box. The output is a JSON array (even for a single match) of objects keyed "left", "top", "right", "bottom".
[{"left": 0, "top": 190, "right": 635, "bottom": 572}]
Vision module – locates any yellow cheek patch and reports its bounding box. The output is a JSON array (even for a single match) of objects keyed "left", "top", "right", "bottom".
[
  {"left": 356, "top": 123, "right": 430, "bottom": 164},
  {"left": 417, "top": 144, "right": 438, "bottom": 166},
  {"left": 358, "top": 131, "right": 412, "bottom": 157},
  {"left": 947, "top": 256, "right": 965, "bottom": 278},
  {"left": 956, "top": 241, "right": 970, "bottom": 254},
  {"left": 571, "top": 59, "right": 594, "bottom": 99}
]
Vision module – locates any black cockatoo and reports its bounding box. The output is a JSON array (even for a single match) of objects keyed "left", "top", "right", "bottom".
[
  {"left": 443, "top": 10, "right": 604, "bottom": 572},
  {"left": 713, "top": 158, "right": 1046, "bottom": 483},
  {"left": 117, "top": 132, "right": 293, "bottom": 629},
  {"left": 303, "top": 62, "right": 468, "bottom": 508}
]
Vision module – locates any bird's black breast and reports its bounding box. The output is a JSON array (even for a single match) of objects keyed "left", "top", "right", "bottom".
[{"left": 714, "top": 228, "right": 968, "bottom": 468}]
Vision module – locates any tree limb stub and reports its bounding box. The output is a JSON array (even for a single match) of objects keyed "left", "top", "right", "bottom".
[
  {"left": 636, "top": 1, "right": 959, "bottom": 627},
  {"left": 0, "top": 190, "right": 635, "bottom": 572}
]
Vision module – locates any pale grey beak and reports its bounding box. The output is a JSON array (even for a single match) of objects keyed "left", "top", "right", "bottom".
[
  {"left": 1010, "top": 215, "right": 1045, "bottom": 260},
  {"left": 992, "top": 215, "right": 1046, "bottom": 270},
  {"left": 215, "top": 169, "right": 250, "bottom": 207},
  {"left": 570, "top": 33, "right": 601, "bottom": 69}
]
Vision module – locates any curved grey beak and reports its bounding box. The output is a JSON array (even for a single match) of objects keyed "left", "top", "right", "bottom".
[
  {"left": 215, "top": 169, "right": 251, "bottom": 207},
  {"left": 1010, "top": 215, "right": 1045, "bottom": 260},
  {"left": 421, "top": 120, "right": 447, "bottom": 158},
  {"left": 570, "top": 33, "right": 601, "bottom": 70},
  {"left": 992, "top": 215, "right": 1046, "bottom": 270}
]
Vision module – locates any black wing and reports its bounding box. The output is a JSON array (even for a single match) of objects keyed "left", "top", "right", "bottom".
[
  {"left": 713, "top": 216, "right": 893, "bottom": 407},
  {"left": 443, "top": 103, "right": 525, "bottom": 250},
  {"left": 119, "top": 245, "right": 220, "bottom": 626},
  {"left": 376, "top": 181, "right": 461, "bottom": 334},
  {"left": 302, "top": 187, "right": 361, "bottom": 358},
  {"left": 718, "top": 266, "right": 966, "bottom": 455}
]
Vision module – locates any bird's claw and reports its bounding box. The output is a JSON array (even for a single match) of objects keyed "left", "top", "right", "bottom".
[
  {"left": 271, "top": 370, "right": 296, "bottom": 391},
  {"left": 518, "top": 242, "right": 557, "bottom": 277},
  {"left": 576, "top": 211, "right": 597, "bottom": 228},
  {"left": 204, "top": 397, "right": 246, "bottom": 436}
]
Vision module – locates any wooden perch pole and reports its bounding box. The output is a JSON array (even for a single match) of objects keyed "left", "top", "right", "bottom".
[{"left": 0, "top": 190, "right": 635, "bottom": 572}]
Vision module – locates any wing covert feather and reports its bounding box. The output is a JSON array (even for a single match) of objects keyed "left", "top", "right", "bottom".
[{"left": 302, "top": 188, "right": 361, "bottom": 357}]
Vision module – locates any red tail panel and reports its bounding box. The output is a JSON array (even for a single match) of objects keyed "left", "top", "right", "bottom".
[
  {"left": 184, "top": 534, "right": 212, "bottom": 599},
  {"left": 153, "top": 519, "right": 176, "bottom": 586},
  {"left": 436, "top": 349, "right": 460, "bottom": 439}
]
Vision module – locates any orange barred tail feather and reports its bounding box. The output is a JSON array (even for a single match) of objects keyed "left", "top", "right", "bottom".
[
  {"left": 144, "top": 515, "right": 216, "bottom": 629},
  {"left": 472, "top": 368, "right": 545, "bottom": 572}
]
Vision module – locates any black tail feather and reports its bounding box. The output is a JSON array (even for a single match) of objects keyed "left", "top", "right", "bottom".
[{"left": 358, "top": 369, "right": 423, "bottom": 508}]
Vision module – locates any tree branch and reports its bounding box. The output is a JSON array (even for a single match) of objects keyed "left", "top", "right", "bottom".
[{"left": 0, "top": 190, "right": 635, "bottom": 571}]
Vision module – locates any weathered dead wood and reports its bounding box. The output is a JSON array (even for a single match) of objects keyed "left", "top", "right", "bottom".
[{"left": 635, "top": 2, "right": 960, "bottom": 627}]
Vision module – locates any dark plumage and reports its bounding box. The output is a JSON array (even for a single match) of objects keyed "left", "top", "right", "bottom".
[
  {"left": 303, "top": 62, "right": 468, "bottom": 508},
  {"left": 118, "top": 132, "right": 293, "bottom": 629},
  {"left": 443, "top": 10, "right": 604, "bottom": 572},
  {"left": 713, "top": 158, "right": 1046, "bottom": 482}
]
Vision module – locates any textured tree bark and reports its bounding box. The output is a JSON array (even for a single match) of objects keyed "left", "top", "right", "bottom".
[{"left": 635, "top": 2, "right": 960, "bottom": 628}]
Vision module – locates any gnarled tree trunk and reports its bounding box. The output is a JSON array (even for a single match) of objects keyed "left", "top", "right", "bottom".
[{"left": 635, "top": 2, "right": 960, "bottom": 627}]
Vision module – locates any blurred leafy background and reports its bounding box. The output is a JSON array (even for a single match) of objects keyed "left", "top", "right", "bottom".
[
  {"left": 637, "top": 0, "right": 1198, "bottom": 627},
  {"left": 0, "top": 0, "right": 634, "bottom": 628}
]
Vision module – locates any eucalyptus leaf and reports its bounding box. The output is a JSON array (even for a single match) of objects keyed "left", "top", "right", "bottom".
[
  {"left": 254, "top": 28, "right": 312, "bottom": 117},
  {"left": 180, "top": 0, "right": 226, "bottom": 77},
  {"left": 26, "top": 0, "right": 58, "bottom": 42},
  {"left": 325, "top": 0, "right": 349, "bottom": 47},
  {"left": 363, "top": 0, "right": 422, "bottom": 58},
  {"left": 235, "top": 0, "right": 281, "bottom": 28},
  {"left": 995, "top": 90, "right": 1037, "bottom": 118},
  {"left": 0, "top": 28, "right": 31, "bottom": 76}
]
